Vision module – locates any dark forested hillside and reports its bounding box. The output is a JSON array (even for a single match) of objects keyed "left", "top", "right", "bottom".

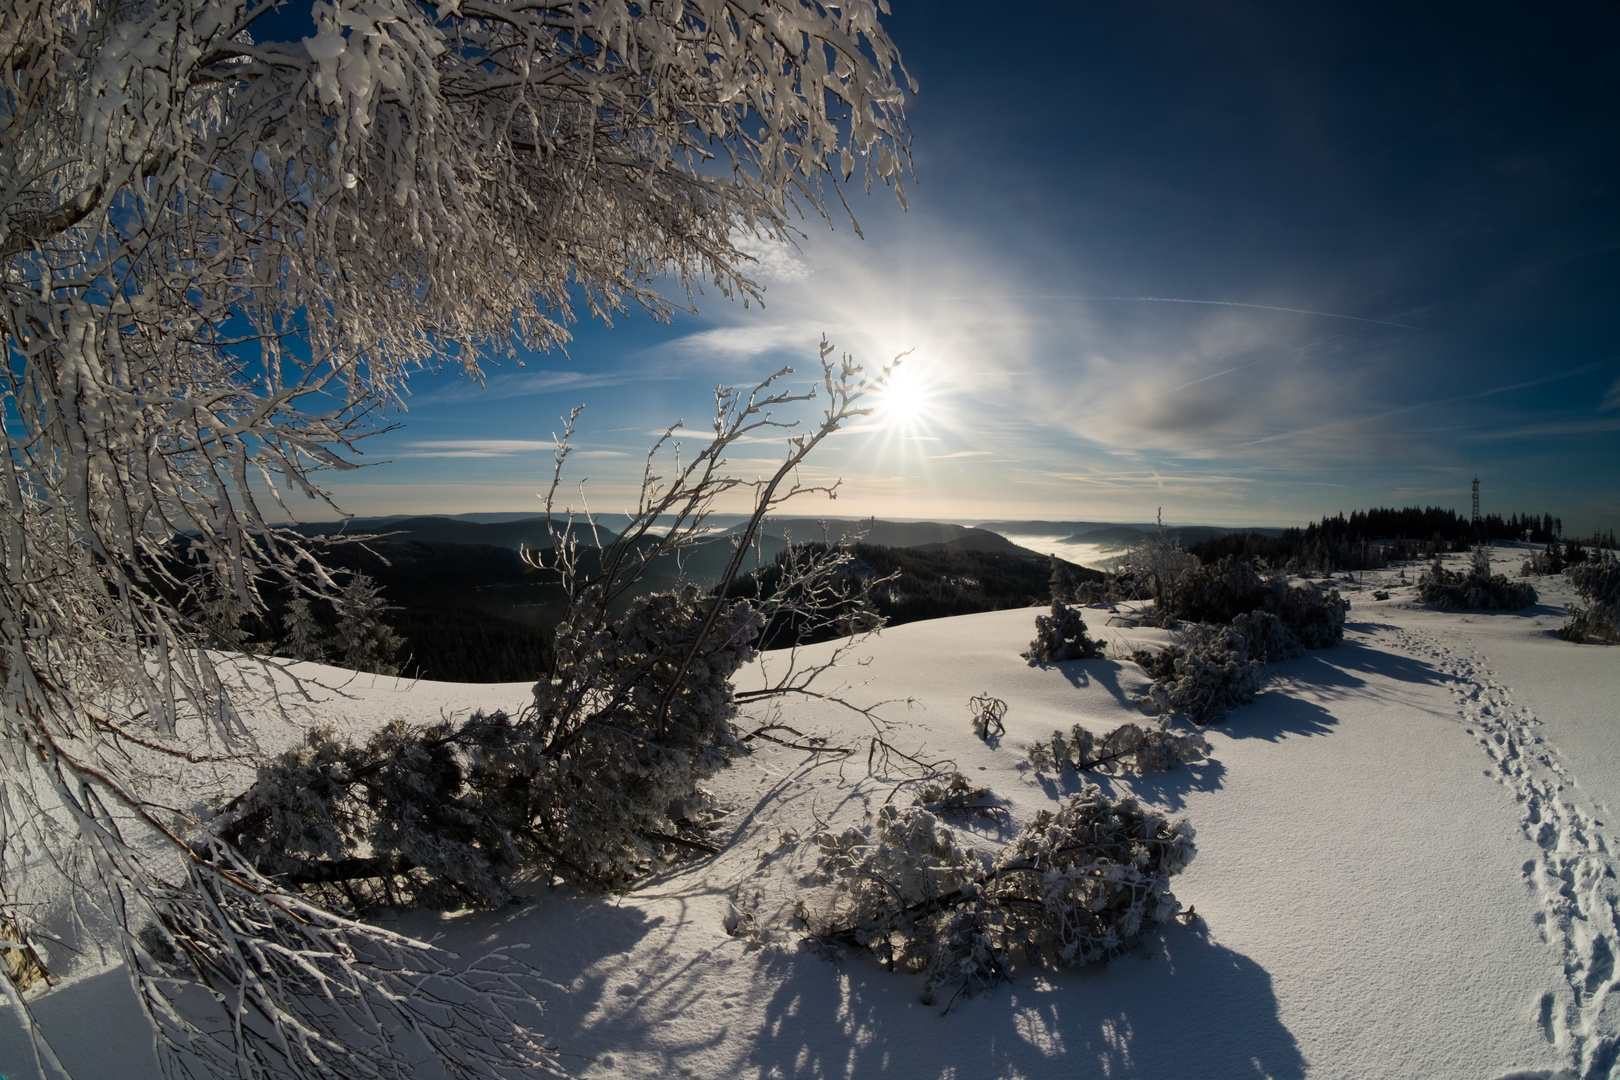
[{"left": 722, "top": 543, "right": 1100, "bottom": 649}]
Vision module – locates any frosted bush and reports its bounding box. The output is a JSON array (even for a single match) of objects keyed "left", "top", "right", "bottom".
[
  {"left": 1116, "top": 515, "right": 1201, "bottom": 617},
  {"left": 1262, "top": 579, "right": 1349, "bottom": 649},
  {"left": 910, "top": 772, "right": 998, "bottom": 817},
  {"left": 1023, "top": 599, "right": 1106, "bottom": 663},
  {"left": 1164, "top": 556, "right": 1267, "bottom": 625},
  {"left": 1027, "top": 720, "right": 1210, "bottom": 776},
  {"left": 1418, "top": 559, "right": 1538, "bottom": 611},
  {"left": 1134, "top": 622, "right": 1267, "bottom": 724},
  {"left": 1233, "top": 609, "right": 1307, "bottom": 662},
  {"left": 223, "top": 588, "right": 764, "bottom": 902},
  {"left": 1560, "top": 554, "right": 1620, "bottom": 644},
  {"left": 1154, "top": 555, "right": 1346, "bottom": 649},
  {"left": 1521, "top": 541, "right": 1565, "bottom": 577},
  {"left": 1024, "top": 557, "right": 1106, "bottom": 662},
  {"left": 804, "top": 789, "right": 1195, "bottom": 1006}
]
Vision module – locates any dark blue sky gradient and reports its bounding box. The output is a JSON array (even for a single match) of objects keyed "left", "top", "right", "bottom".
[{"left": 302, "top": 1, "right": 1620, "bottom": 530}]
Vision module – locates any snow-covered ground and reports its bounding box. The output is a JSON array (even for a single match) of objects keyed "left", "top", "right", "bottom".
[{"left": 5, "top": 553, "right": 1616, "bottom": 1080}]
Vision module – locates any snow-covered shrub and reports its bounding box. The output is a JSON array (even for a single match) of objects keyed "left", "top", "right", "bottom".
[
  {"left": 224, "top": 587, "right": 765, "bottom": 902},
  {"left": 1027, "top": 720, "right": 1209, "bottom": 776},
  {"left": 1134, "top": 622, "right": 1267, "bottom": 724},
  {"left": 910, "top": 772, "right": 998, "bottom": 817},
  {"left": 1560, "top": 554, "right": 1620, "bottom": 644},
  {"left": 1521, "top": 541, "right": 1565, "bottom": 577},
  {"left": 1259, "top": 580, "right": 1347, "bottom": 649},
  {"left": 1024, "top": 557, "right": 1106, "bottom": 663},
  {"left": 1233, "top": 609, "right": 1306, "bottom": 662},
  {"left": 1155, "top": 556, "right": 1345, "bottom": 649},
  {"left": 1023, "top": 600, "right": 1105, "bottom": 663},
  {"left": 1418, "top": 560, "right": 1538, "bottom": 611},
  {"left": 1163, "top": 555, "right": 1267, "bottom": 625},
  {"left": 1130, "top": 644, "right": 1183, "bottom": 683},
  {"left": 805, "top": 789, "right": 1195, "bottom": 1005},
  {"left": 1115, "top": 514, "right": 1201, "bottom": 618}
]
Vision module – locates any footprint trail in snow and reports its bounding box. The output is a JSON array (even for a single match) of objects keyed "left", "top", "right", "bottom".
[{"left": 1391, "top": 627, "right": 1619, "bottom": 1080}]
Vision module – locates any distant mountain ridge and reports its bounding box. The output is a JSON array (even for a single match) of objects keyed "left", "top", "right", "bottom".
[
  {"left": 293, "top": 514, "right": 1287, "bottom": 567},
  {"left": 975, "top": 520, "right": 1289, "bottom": 550},
  {"left": 295, "top": 514, "right": 1054, "bottom": 559}
]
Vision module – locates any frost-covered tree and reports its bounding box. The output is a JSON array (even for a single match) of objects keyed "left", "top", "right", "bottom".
[
  {"left": 331, "top": 572, "right": 405, "bottom": 675},
  {"left": 1115, "top": 511, "right": 1200, "bottom": 619},
  {"left": 1023, "top": 598, "right": 1105, "bottom": 663},
  {"left": 1, "top": 0, "right": 911, "bottom": 1073},
  {"left": 280, "top": 595, "right": 327, "bottom": 661},
  {"left": 1023, "top": 557, "right": 1105, "bottom": 663}
]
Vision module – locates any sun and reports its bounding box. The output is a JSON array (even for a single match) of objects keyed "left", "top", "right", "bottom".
[{"left": 875, "top": 363, "right": 931, "bottom": 428}]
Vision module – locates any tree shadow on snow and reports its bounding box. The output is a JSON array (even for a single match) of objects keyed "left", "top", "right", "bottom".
[
  {"left": 1304, "top": 639, "right": 1447, "bottom": 688},
  {"left": 746, "top": 921, "right": 1306, "bottom": 1080},
  {"left": 1032, "top": 756, "right": 1228, "bottom": 813},
  {"left": 1213, "top": 690, "right": 1338, "bottom": 743},
  {"left": 1044, "top": 658, "right": 1142, "bottom": 711}
]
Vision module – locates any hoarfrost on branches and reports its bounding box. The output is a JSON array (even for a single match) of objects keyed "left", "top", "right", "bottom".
[
  {"left": 1023, "top": 557, "right": 1105, "bottom": 663},
  {"left": 1, "top": 0, "right": 912, "bottom": 1071},
  {"left": 1115, "top": 511, "right": 1200, "bottom": 619},
  {"left": 802, "top": 788, "right": 1195, "bottom": 1008},
  {"left": 1026, "top": 719, "right": 1209, "bottom": 777},
  {"left": 1417, "top": 551, "right": 1538, "bottom": 612},
  {"left": 1561, "top": 552, "right": 1620, "bottom": 644}
]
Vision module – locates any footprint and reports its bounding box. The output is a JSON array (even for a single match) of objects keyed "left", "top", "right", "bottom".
[{"left": 1390, "top": 628, "right": 1620, "bottom": 1078}]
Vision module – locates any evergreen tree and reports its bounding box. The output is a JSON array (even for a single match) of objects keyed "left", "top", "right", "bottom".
[
  {"left": 332, "top": 574, "right": 405, "bottom": 675},
  {"left": 281, "top": 596, "right": 327, "bottom": 663}
]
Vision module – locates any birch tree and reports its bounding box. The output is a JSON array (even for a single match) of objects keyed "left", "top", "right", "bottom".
[{"left": 0, "top": 0, "right": 910, "bottom": 1074}]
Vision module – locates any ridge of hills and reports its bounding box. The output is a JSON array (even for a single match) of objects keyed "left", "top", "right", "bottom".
[
  {"left": 272, "top": 516, "right": 1107, "bottom": 682},
  {"left": 295, "top": 515, "right": 1055, "bottom": 559},
  {"left": 975, "top": 519, "right": 1289, "bottom": 550}
]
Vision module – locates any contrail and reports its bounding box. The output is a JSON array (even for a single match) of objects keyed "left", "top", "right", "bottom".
[{"left": 942, "top": 294, "right": 1422, "bottom": 331}]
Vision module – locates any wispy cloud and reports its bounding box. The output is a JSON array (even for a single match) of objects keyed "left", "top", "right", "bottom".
[
  {"left": 1603, "top": 375, "right": 1620, "bottom": 411},
  {"left": 1476, "top": 417, "right": 1620, "bottom": 439},
  {"left": 417, "top": 368, "right": 676, "bottom": 405},
  {"left": 403, "top": 439, "right": 555, "bottom": 458}
]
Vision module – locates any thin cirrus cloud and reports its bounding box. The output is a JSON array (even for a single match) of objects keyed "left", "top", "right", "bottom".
[
  {"left": 401, "top": 440, "right": 628, "bottom": 459},
  {"left": 415, "top": 367, "right": 679, "bottom": 406},
  {"left": 401, "top": 440, "right": 553, "bottom": 458},
  {"left": 1603, "top": 376, "right": 1620, "bottom": 411}
]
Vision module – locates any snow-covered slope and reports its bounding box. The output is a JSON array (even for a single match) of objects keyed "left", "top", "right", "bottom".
[{"left": 4, "top": 557, "right": 1615, "bottom": 1080}]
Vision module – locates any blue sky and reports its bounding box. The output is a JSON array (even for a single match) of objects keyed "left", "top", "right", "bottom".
[{"left": 315, "top": 1, "right": 1620, "bottom": 532}]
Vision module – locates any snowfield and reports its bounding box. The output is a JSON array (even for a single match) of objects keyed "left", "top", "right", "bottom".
[{"left": 5, "top": 553, "right": 1616, "bottom": 1080}]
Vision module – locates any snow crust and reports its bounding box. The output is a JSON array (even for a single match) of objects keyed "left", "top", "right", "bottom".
[{"left": 4, "top": 555, "right": 1615, "bottom": 1080}]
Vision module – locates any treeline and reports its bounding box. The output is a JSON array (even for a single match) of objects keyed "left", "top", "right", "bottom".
[
  {"left": 180, "top": 538, "right": 557, "bottom": 683},
  {"left": 214, "top": 537, "right": 1093, "bottom": 681},
  {"left": 1186, "top": 506, "right": 1614, "bottom": 575},
  {"left": 722, "top": 543, "right": 1101, "bottom": 650}
]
